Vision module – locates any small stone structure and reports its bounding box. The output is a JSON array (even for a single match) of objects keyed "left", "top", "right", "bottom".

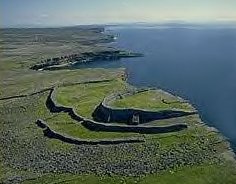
[{"left": 131, "top": 113, "right": 140, "bottom": 125}]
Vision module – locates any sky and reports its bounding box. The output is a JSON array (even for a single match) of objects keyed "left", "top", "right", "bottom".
[{"left": 1, "top": 0, "right": 236, "bottom": 27}]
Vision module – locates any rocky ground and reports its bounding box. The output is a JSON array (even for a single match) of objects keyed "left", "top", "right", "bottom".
[{"left": 0, "top": 87, "right": 233, "bottom": 183}]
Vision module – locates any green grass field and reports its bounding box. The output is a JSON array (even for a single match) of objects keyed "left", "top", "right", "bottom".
[
  {"left": 111, "top": 90, "right": 194, "bottom": 111},
  {"left": 23, "top": 162, "right": 236, "bottom": 184},
  {"left": 56, "top": 79, "right": 128, "bottom": 118},
  {"left": 46, "top": 112, "right": 139, "bottom": 139}
]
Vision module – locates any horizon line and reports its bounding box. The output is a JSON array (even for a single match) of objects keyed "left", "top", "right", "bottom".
[{"left": 1, "top": 20, "right": 236, "bottom": 29}]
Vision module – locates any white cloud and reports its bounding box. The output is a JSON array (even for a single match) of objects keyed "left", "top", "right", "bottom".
[{"left": 39, "top": 14, "right": 49, "bottom": 18}]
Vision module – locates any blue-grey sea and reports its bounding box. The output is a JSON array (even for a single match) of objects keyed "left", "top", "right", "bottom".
[{"left": 76, "top": 24, "right": 236, "bottom": 150}]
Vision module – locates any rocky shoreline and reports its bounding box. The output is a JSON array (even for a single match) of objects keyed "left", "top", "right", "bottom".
[{"left": 30, "top": 50, "right": 143, "bottom": 71}]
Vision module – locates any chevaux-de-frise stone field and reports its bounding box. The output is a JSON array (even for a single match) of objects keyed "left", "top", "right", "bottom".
[{"left": 0, "top": 26, "right": 236, "bottom": 184}]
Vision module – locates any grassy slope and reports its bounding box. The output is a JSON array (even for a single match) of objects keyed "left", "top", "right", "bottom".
[
  {"left": 23, "top": 162, "right": 236, "bottom": 184},
  {"left": 56, "top": 79, "right": 128, "bottom": 118},
  {"left": 0, "top": 68, "right": 123, "bottom": 98},
  {"left": 46, "top": 112, "right": 139, "bottom": 139},
  {"left": 111, "top": 90, "right": 194, "bottom": 111}
]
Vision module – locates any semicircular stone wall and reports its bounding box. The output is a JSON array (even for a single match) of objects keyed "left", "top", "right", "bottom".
[
  {"left": 45, "top": 82, "right": 189, "bottom": 134},
  {"left": 92, "top": 89, "right": 197, "bottom": 124}
]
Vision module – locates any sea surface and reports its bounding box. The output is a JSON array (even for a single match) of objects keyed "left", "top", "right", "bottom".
[{"left": 76, "top": 24, "right": 236, "bottom": 149}]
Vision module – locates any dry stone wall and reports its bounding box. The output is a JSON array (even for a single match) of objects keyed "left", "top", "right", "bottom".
[
  {"left": 93, "top": 90, "right": 197, "bottom": 124},
  {"left": 45, "top": 84, "right": 189, "bottom": 134},
  {"left": 36, "top": 119, "right": 144, "bottom": 145}
]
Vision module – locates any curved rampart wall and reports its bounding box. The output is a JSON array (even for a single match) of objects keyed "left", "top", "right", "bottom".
[
  {"left": 93, "top": 103, "right": 195, "bottom": 124},
  {"left": 36, "top": 119, "right": 144, "bottom": 145},
  {"left": 82, "top": 120, "right": 187, "bottom": 134},
  {"left": 93, "top": 90, "right": 196, "bottom": 124},
  {"left": 45, "top": 82, "right": 188, "bottom": 134}
]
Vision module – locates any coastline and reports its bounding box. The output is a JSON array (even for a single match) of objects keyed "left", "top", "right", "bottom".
[
  {"left": 0, "top": 25, "right": 236, "bottom": 183},
  {"left": 106, "top": 26, "right": 236, "bottom": 154}
]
